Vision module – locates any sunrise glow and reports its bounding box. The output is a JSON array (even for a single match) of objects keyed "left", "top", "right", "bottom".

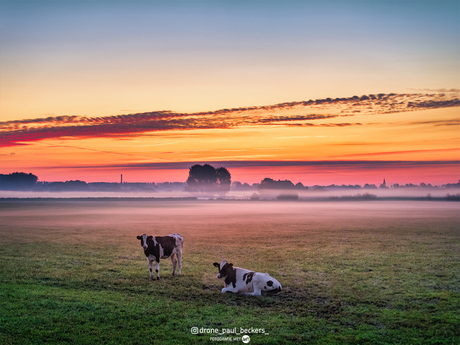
[{"left": 1, "top": 1, "right": 459, "bottom": 186}]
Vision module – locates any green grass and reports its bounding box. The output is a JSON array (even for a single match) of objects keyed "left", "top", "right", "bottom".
[{"left": 0, "top": 198, "right": 459, "bottom": 344}]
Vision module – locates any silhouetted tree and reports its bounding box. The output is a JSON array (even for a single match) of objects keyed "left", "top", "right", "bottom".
[
  {"left": 363, "top": 183, "right": 378, "bottom": 189},
  {"left": 259, "top": 178, "right": 275, "bottom": 188},
  {"left": 259, "top": 178, "right": 296, "bottom": 190},
  {"left": 445, "top": 193, "right": 460, "bottom": 201},
  {"left": 64, "top": 180, "right": 89, "bottom": 191},
  {"left": 445, "top": 180, "right": 460, "bottom": 189},
  {"left": 216, "top": 167, "right": 231, "bottom": 192},
  {"left": 0, "top": 172, "right": 38, "bottom": 190},
  {"left": 185, "top": 164, "right": 231, "bottom": 193},
  {"left": 232, "top": 181, "right": 254, "bottom": 191},
  {"left": 295, "top": 182, "right": 307, "bottom": 190}
]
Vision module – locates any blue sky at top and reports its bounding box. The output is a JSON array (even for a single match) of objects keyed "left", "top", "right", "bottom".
[{"left": 0, "top": 0, "right": 458, "bottom": 118}]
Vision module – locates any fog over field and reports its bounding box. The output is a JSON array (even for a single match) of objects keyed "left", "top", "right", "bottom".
[
  {"left": 1, "top": 186, "right": 458, "bottom": 200},
  {"left": 1, "top": 198, "right": 458, "bottom": 282},
  {"left": 1, "top": 197, "right": 459, "bottom": 343},
  {"left": 1, "top": 198, "right": 458, "bottom": 245}
]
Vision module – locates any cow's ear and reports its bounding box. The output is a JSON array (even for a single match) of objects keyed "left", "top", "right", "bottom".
[
  {"left": 228, "top": 263, "right": 233, "bottom": 268},
  {"left": 147, "top": 236, "right": 153, "bottom": 240},
  {"left": 213, "top": 262, "right": 220, "bottom": 267},
  {"left": 136, "top": 236, "right": 141, "bottom": 240}
]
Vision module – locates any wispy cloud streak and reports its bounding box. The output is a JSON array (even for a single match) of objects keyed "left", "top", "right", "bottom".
[
  {"left": 1, "top": 92, "right": 458, "bottom": 147},
  {"left": 330, "top": 148, "right": 460, "bottom": 159},
  {"left": 52, "top": 160, "right": 460, "bottom": 171}
]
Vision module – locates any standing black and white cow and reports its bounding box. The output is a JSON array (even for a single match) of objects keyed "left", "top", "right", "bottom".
[
  {"left": 137, "top": 233, "right": 183, "bottom": 281},
  {"left": 213, "top": 260, "right": 282, "bottom": 296}
]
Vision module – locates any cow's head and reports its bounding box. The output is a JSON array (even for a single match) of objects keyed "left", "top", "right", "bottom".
[
  {"left": 136, "top": 234, "right": 152, "bottom": 251},
  {"left": 213, "top": 260, "right": 233, "bottom": 279}
]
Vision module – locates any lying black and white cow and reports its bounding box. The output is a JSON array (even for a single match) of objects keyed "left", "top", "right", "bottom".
[
  {"left": 213, "top": 260, "right": 282, "bottom": 296},
  {"left": 137, "top": 233, "right": 183, "bottom": 281}
]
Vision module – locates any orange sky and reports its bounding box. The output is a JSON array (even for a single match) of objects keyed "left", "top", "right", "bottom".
[
  {"left": 1, "top": 1, "right": 459, "bottom": 186},
  {"left": 1, "top": 93, "right": 459, "bottom": 185}
]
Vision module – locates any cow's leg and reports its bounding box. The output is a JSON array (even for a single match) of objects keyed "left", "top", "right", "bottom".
[
  {"left": 221, "top": 286, "right": 239, "bottom": 294},
  {"left": 247, "top": 277, "right": 263, "bottom": 296},
  {"left": 176, "top": 247, "right": 182, "bottom": 275},
  {"left": 170, "top": 253, "right": 177, "bottom": 276},
  {"left": 247, "top": 288, "right": 262, "bottom": 296},
  {"left": 155, "top": 261, "right": 160, "bottom": 280},
  {"left": 148, "top": 259, "right": 154, "bottom": 281}
]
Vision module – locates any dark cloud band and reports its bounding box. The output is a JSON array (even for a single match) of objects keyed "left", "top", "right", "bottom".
[{"left": 54, "top": 160, "right": 460, "bottom": 171}]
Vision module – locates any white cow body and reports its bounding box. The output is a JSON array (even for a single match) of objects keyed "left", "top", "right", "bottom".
[{"left": 213, "top": 260, "right": 282, "bottom": 296}]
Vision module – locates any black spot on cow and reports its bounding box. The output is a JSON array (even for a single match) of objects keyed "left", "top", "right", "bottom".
[
  {"left": 141, "top": 236, "right": 176, "bottom": 262},
  {"left": 267, "top": 280, "right": 274, "bottom": 287},
  {"left": 155, "top": 236, "right": 176, "bottom": 257},
  {"left": 223, "top": 263, "right": 237, "bottom": 288},
  {"left": 142, "top": 236, "right": 160, "bottom": 262},
  {"left": 243, "top": 272, "right": 255, "bottom": 284}
]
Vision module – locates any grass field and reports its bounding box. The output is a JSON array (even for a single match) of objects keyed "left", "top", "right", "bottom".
[{"left": 0, "top": 198, "right": 459, "bottom": 344}]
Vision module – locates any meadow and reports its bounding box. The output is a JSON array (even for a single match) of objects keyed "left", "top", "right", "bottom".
[{"left": 0, "top": 198, "right": 459, "bottom": 344}]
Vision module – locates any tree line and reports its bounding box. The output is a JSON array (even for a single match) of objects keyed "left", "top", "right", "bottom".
[
  {"left": 1, "top": 169, "right": 460, "bottom": 192},
  {"left": 0, "top": 172, "right": 38, "bottom": 190}
]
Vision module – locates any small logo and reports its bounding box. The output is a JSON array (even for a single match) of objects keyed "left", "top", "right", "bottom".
[
  {"left": 191, "top": 327, "right": 198, "bottom": 335},
  {"left": 242, "top": 335, "right": 251, "bottom": 343}
]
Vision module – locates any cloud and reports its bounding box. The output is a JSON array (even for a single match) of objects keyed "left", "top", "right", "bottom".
[
  {"left": 283, "top": 122, "right": 362, "bottom": 127},
  {"left": 330, "top": 148, "right": 460, "bottom": 159},
  {"left": 45, "top": 144, "right": 152, "bottom": 158},
  {"left": 408, "top": 119, "right": 460, "bottom": 126},
  {"left": 407, "top": 99, "right": 460, "bottom": 109},
  {"left": 1, "top": 92, "right": 459, "bottom": 147},
  {"left": 408, "top": 88, "right": 460, "bottom": 93},
  {"left": 54, "top": 160, "right": 460, "bottom": 171}
]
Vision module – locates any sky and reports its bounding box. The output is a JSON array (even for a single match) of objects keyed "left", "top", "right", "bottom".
[{"left": 0, "top": 0, "right": 459, "bottom": 186}]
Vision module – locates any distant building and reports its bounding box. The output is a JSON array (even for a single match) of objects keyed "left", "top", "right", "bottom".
[{"left": 379, "top": 178, "right": 389, "bottom": 189}]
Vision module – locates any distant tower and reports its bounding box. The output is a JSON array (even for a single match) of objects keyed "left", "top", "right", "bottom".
[
  {"left": 121, "top": 174, "right": 123, "bottom": 184},
  {"left": 383, "top": 178, "right": 386, "bottom": 187}
]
